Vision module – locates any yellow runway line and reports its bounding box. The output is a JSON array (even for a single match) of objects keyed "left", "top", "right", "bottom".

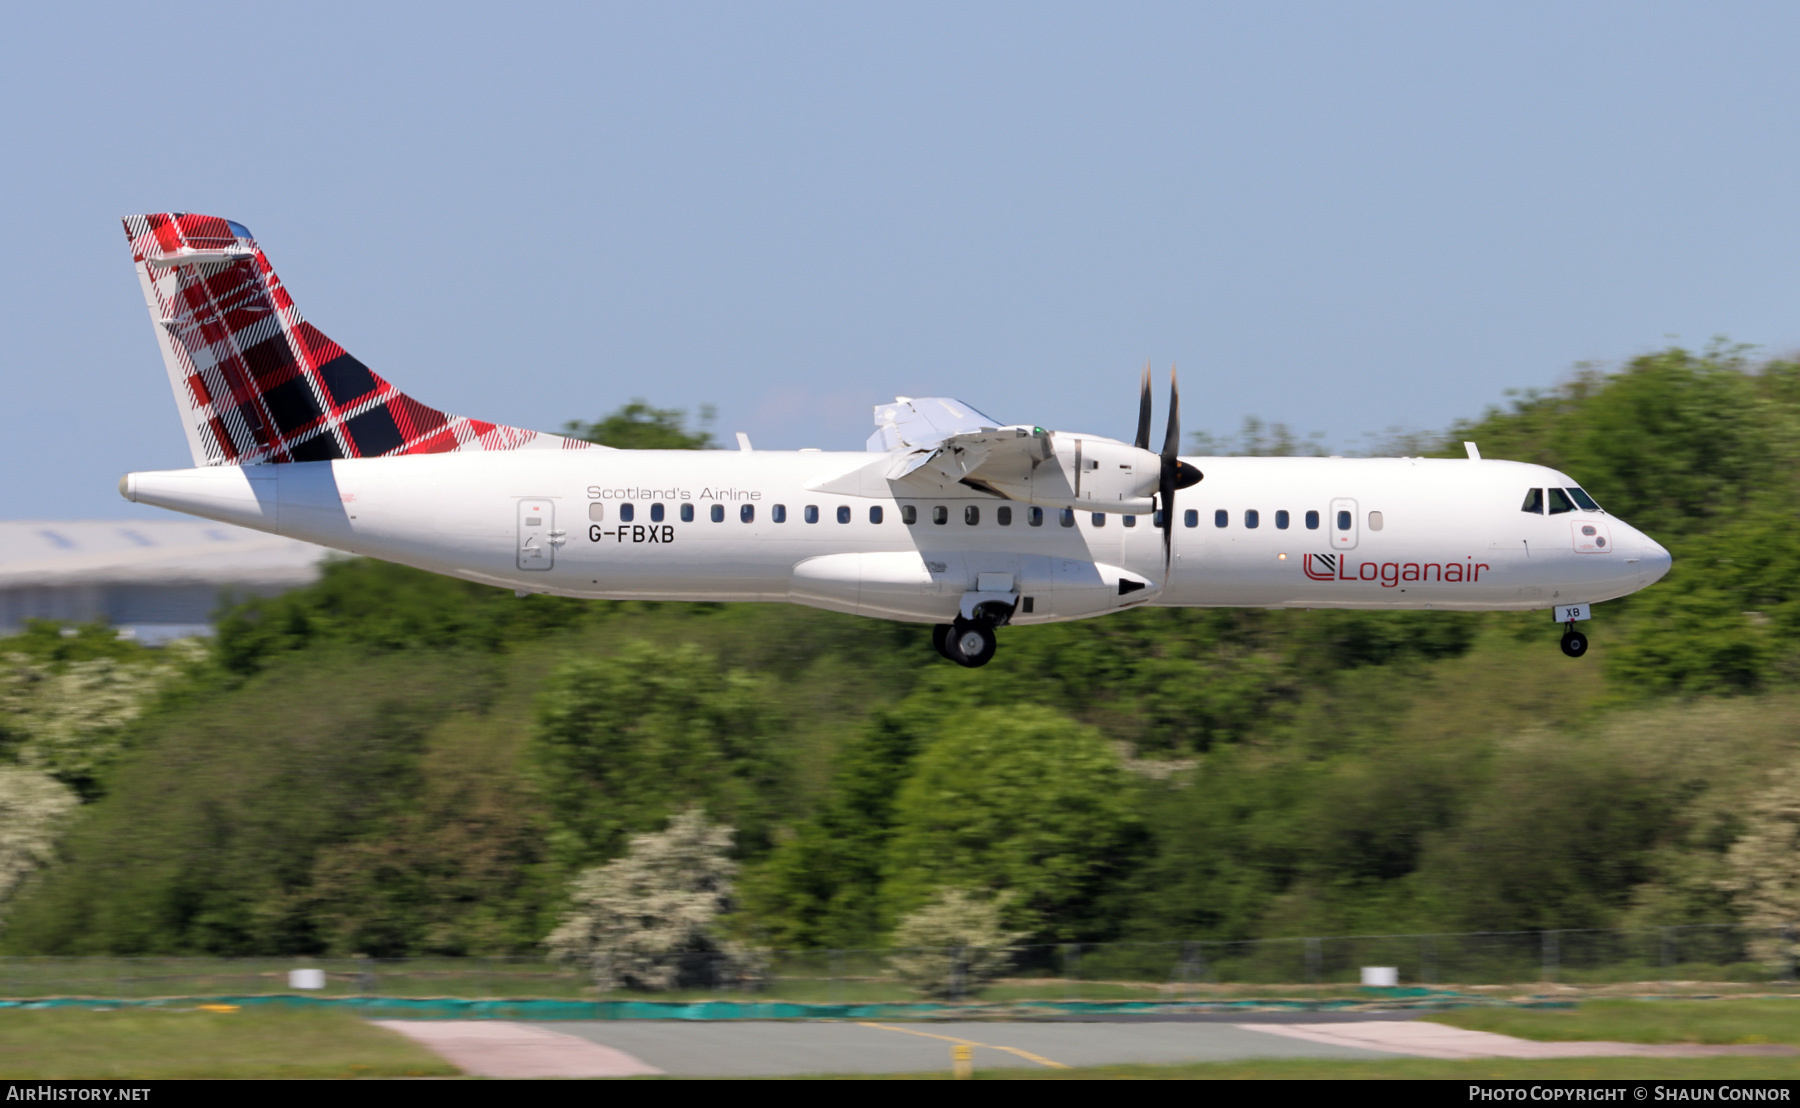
[{"left": 856, "top": 1021, "right": 1072, "bottom": 1069}]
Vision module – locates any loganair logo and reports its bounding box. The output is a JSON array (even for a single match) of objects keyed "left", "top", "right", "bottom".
[{"left": 1303, "top": 553, "right": 1491, "bottom": 587}]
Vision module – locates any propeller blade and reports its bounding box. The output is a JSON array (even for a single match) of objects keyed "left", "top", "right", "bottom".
[
  {"left": 1159, "top": 366, "right": 1180, "bottom": 573},
  {"left": 1162, "top": 365, "right": 1180, "bottom": 460},
  {"left": 1134, "top": 361, "right": 1153, "bottom": 451}
]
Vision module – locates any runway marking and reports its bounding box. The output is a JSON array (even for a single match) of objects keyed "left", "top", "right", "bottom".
[
  {"left": 373, "top": 1020, "right": 664, "bottom": 1077},
  {"left": 1237, "top": 1022, "right": 1800, "bottom": 1060},
  {"left": 855, "top": 1021, "right": 1071, "bottom": 1069}
]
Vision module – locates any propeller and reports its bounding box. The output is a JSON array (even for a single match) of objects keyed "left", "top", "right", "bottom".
[{"left": 1151, "top": 366, "right": 1203, "bottom": 575}]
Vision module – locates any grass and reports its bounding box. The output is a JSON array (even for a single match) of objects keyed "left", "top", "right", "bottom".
[
  {"left": 0, "top": 1008, "right": 460, "bottom": 1079},
  {"left": 796, "top": 1056, "right": 1800, "bottom": 1080},
  {"left": 1428, "top": 998, "right": 1800, "bottom": 1045}
]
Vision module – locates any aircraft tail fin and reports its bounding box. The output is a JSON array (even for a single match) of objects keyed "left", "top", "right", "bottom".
[{"left": 122, "top": 213, "right": 590, "bottom": 466}]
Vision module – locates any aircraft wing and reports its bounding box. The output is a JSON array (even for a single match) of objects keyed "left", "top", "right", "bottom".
[{"left": 865, "top": 397, "right": 1049, "bottom": 484}]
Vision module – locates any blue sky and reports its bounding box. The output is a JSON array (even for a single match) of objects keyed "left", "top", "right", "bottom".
[{"left": 6, "top": 1, "right": 1799, "bottom": 517}]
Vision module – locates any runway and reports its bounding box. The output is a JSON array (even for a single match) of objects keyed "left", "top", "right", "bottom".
[
  {"left": 378, "top": 1015, "right": 1399, "bottom": 1077},
  {"left": 374, "top": 1014, "right": 1800, "bottom": 1077}
]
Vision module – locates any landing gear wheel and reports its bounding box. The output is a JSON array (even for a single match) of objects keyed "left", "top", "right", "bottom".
[
  {"left": 932, "top": 624, "right": 954, "bottom": 660},
  {"left": 944, "top": 618, "right": 997, "bottom": 668},
  {"left": 1560, "top": 629, "right": 1588, "bottom": 658}
]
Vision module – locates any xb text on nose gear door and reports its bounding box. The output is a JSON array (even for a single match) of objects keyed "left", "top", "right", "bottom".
[
  {"left": 1329, "top": 497, "right": 1358, "bottom": 551},
  {"left": 517, "top": 499, "right": 555, "bottom": 570}
]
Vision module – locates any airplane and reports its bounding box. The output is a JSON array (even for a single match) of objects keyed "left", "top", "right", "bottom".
[{"left": 117, "top": 213, "right": 1673, "bottom": 667}]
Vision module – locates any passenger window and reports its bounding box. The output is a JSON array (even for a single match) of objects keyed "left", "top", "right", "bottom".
[
  {"left": 1336, "top": 510, "right": 1351, "bottom": 531},
  {"left": 1059, "top": 508, "right": 1075, "bottom": 527},
  {"left": 680, "top": 504, "right": 694, "bottom": 523},
  {"left": 838, "top": 505, "right": 852, "bottom": 524},
  {"left": 1547, "top": 488, "right": 1576, "bottom": 515},
  {"left": 997, "top": 506, "right": 1012, "bottom": 526},
  {"left": 588, "top": 503, "right": 605, "bottom": 522},
  {"left": 965, "top": 506, "right": 980, "bottom": 525},
  {"left": 1368, "top": 510, "right": 1383, "bottom": 531},
  {"left": 620, "top": 503, "right": 635, "bottom": 523},
  {"left": 1028, "top": 507, "right": 1044, "bottom": 527},
  {"left": 1567, "top": 487, "right": 1601, "bottom": 511},
  {"left": 1184, "top": 509, "right": 1198, "bottom": 528},
  {"left": 1521, "top": 488, "right": 1544, "bottom": 514},
  {"left": 1275, "top": 510, "right": 1289, "bottom": 530},
  {"left": 933, "top": 506, "right": 948, "bottom": 525},
  {"left": 1305, "top": 510, "right": 1320, "bottom": 530},
  {"left": 711, "top": 505, "right": 725, "bottom": 522},
  {"left": 771, "top": 504, "right": 786, "bottom": 523},
  {"left": 1245, "top": 509, "right": 1259, "bottom": 529},
  {"left": 1214, "top": 509, "right": 1228, "bottom": 528},
  {"left": 804, "top": 505, "right": 819, "bottom": 523},
  {"left": 651, "top": 503, "right": 665, "bottom": 523},
  {"left": 1091, "top": 512, "right": 1105, "bottom": 527},
  {"left": 1123, "top": 515, "right": 1136, "bottom": 528},
  {"left": 870, "top": 506, "right": 883, "bottom": 524},
  {"left": 740, "top": 504, "right": 755, "bottom": 523},
  {"left": 901, "top": 504, "right": 918, "bottom": 525}
]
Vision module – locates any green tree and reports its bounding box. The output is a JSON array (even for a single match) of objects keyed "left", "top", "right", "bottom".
[
  {"left": 303, "top": 740, "right": 554, "bottom": 957},
  {"left": 0, "top": 649, "right": 480, "bottom": 955},
  {"left": 529, "top": 641, "right": 789, "bottom": 868},
  {"left": 742, "top": 709, "right": 926, "bottom": 948},
  {"left": 880, "top": 705, "right": 1141, "bottom": 942},
  {"left": 213, "top": 557, "right": 590, "bottom": 675},
  {"left": 562, "top": 400, "right": 715, "bottom": 449},
  {"left": 1606, "top": 500, "right": 1800, "bottom": 695}
]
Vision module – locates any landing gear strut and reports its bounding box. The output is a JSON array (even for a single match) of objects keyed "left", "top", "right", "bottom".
[{"left": 1560, "top": 622, "right": 1588, "bottom": 658}]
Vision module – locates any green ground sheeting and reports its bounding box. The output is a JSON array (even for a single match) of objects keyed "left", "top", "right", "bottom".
[
  {"left": 1429, "top": 998, "right": 1800, "bottom": 1045},
  {"left": 0, "top": 1008, "right": 459, "bottom": 1079}
]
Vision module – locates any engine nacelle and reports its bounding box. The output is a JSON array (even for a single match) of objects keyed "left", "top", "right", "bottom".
[{"left": 980, "top": 433, "right": 1160, "bottom": 514}]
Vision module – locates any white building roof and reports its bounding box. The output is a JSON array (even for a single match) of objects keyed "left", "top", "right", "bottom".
[{"left": 0, "top": 520, "right": 328, "bottom": 589}]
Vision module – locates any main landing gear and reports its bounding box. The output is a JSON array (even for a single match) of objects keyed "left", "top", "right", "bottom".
[
  {"left": 933, "top": 615, "right": 1000, "bottom": 668},
  {"left": 1560, "top": 623, "right": 1588, "bottom": 658}
]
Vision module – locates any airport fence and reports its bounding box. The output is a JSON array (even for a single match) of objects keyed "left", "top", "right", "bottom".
[{"left": 2, "top": 923, "right": 1793, "bottom": 1003}]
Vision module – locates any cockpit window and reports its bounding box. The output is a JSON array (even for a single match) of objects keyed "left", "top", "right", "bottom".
[
  {"left": 1566, "top": 487, "right": 1600, "bottom": 511},
  {"left": 1520, "top": 488, "right": 1543, "bottom": 514},
  {"left": 1547, "top": 488, "right": 1576, "bottom": 515}
]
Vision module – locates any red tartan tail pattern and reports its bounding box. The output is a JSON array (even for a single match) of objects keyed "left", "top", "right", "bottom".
[{"left": 124, "top": 213, "right": 589, "bottom": 466}]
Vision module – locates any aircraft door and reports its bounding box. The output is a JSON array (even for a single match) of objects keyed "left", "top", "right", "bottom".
[
  {"left": 517, "top": 498, "right": 555, "bottom": 570},
  {"left": 1329, "top": 497, "right": 1359, "bottom": 551}
]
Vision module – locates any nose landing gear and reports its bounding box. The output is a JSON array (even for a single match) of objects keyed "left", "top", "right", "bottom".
[{"left": 1560, "top": 623, "right": 1588, "bottom": 658}]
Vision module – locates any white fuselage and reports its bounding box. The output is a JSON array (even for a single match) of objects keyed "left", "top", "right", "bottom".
[{"left": 122, "top": 450, "right": 1672, "bottom": 624}]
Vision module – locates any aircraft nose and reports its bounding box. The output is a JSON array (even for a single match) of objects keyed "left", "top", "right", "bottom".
[{"left": 1631, "top": 531, "right": 1672, "bottom": 584}]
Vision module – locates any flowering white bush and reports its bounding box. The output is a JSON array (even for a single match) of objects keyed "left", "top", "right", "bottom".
[
  {"left": 547, "top": 807, "right": 758, "bottom": 991},
  {"left": 1726, "top": 762, "right": 1800, "bottom": 967},
  {"left": 0, "top": 638, "right": 204, "bottom": 922},
  {"left": 0, "top": 768, "right": 78, "bottom": 909},
  {"left": 2, "top": 641, "right": 204, "bottom": 788},
  {"left": 888, "top": 888, "right": 1027, "bottom": 999}
]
